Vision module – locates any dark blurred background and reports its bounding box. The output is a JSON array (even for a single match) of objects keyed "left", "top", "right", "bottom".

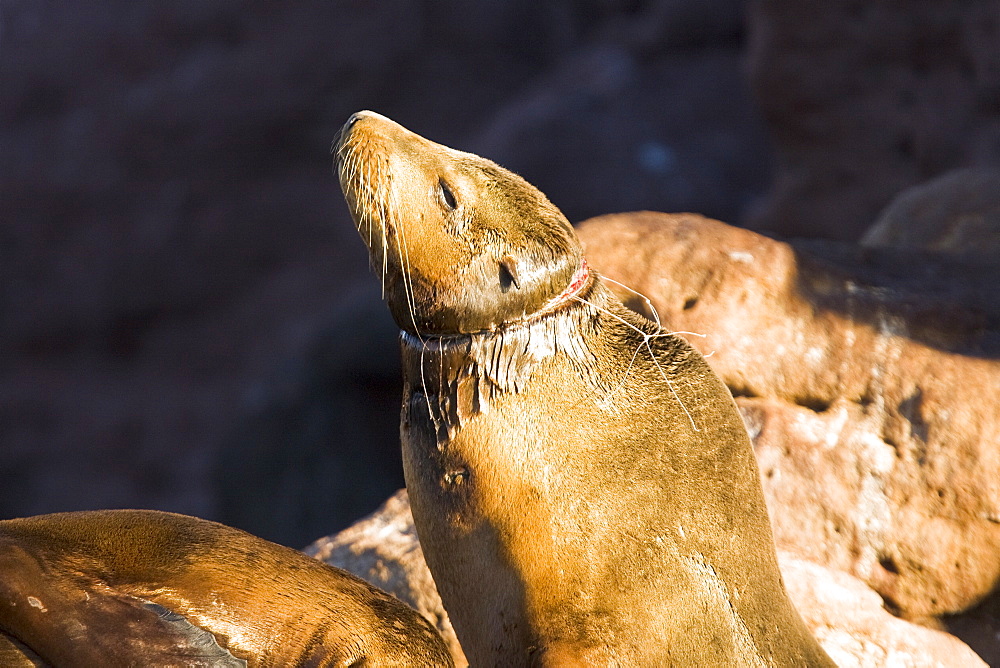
[{"left": 3, "top": 1, "right": 998, "bottom": 548}]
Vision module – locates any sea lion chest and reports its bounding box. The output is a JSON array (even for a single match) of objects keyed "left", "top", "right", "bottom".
[{"left": 396, "top": 322, "right": 763, "bottom": 666}]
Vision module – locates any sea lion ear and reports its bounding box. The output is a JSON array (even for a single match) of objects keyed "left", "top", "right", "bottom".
[{"left": 499, "top": 255, "right": 520, "bottom": 290}]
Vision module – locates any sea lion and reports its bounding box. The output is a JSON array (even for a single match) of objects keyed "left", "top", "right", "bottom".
[
  {"left": 335, "top": 110, "right": 836, "bottom": 666},
  {"left": 0, "top": 509, "right": 454, "bottom": 667}
]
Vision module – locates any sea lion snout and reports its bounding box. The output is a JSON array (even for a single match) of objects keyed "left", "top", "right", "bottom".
[{"left": 339, "top": 110, "right": 416, "bottom": 150}]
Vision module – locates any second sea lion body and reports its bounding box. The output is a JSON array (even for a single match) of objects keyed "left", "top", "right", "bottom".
[{"left": 0, "top": 510, "right": 453, "bottom": 667}]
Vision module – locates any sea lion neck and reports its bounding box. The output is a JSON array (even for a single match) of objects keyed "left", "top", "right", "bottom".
[
  {"left": 335, "top": 110, "right": 584, "bottom": 336},
  {"left": 397, "top": 274, "right": 606, "bottom": 443},
  {"left": 401, "top": 257, "right": 593, "bottom": 344}
]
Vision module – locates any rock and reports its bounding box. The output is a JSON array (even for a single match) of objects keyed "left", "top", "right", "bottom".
[
  {"left": 309, "top": 490, "right": 987, "bottom": 667},
  {"left": 575, "top": 211, "right": 1000, "bottom": 624},
  {"left": 862, "top": 168, "right": 1000, "bottom": 254},
  {"left": 306, "top": 490, "right": 468, "bottom": 667},
  {"left": 745, "top": 1, "right": 1000, "bottom": 240},
  {"left": 780, "top": 553, "right": 988, "bottom": 668},
  {"left": 745, "top": 396, "right": 1000, "bottom": 665}
]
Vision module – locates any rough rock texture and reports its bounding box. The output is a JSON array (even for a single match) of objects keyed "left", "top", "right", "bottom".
[
  {"left": 781, "top": 554, "right": 988, "bottom": 668},
  {"left": 309, "top": 490, "right": 987, "bottom": 668},
  {"left": 1, "top": 0, "right": 770, "bottom": 547},
  {"left": 746, "top": 0, "right": 1000, "bottom": 241},
  {"left": 575, "top": 212, "right": 1000, "bottom": 647},
  {"left": 862, "top": 168, "right": 1000, "bottom": 254}
]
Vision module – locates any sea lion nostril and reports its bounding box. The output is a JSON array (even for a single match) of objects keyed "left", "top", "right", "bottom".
[{"left": 332, "top": 114, "right": 363, "bottom": 155}]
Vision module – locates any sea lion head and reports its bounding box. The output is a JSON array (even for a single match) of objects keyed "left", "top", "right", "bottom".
[{"left": 334, "top": 110, "right": 586, "bottom": 336}]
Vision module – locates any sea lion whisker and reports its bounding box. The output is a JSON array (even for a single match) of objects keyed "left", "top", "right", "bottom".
[
  {"left": 376, "top": 161, "right": 391, "bottom": 300},
  {"left": 602, "top": 332, "right": 646, "bottom": 402},
  {"left": 583, "top": 274, "right": 711, "bottom": 343},
  {"left": 667, "top": 331, "right": 714, "bottom": 358},
  {"left": 667, "top": 330, "right": 707, "bottom": 339},
  {"left": 395, "top": 230, "right": 412, "bottom": 321},
  {"left": 568, "top": 294, "right": 662, "bottom": 341},
  {"left": 570, "top": 293, "right": 698, "bottom": 430},
  {"left": 569, "top": 293, "right": 703, "bottom": 347},
  {"left": 601, "top": 275, "right": 664, "bottom": 329},
  {"left": 420, "top": 343, "right": 442, "bottom": 440},
  {"left": 354, "top": 157, "right": 373, "bottom": 250},
  {"left": 390, "top": 201, "right": 423, "bottom": 337},
  {"left": 643, "top": 337, "right": 700, "bottom": 432},
  {"left": 391, "top": 205, "right": 443, "bottom": 438}
]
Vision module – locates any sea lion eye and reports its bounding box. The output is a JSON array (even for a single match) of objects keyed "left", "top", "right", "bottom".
[{"left": 439, "top": 179, "right": 457, "bottom": 210}]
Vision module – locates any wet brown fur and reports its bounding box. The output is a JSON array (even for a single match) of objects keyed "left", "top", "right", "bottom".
[
  {"left": 336, "top": 111, "right": 835, "bottom": 666},
  {"left": 0, "top": 510, "right": 454, "bottom": 667}
]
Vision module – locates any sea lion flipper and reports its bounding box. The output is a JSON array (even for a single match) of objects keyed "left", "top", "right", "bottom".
[
  {"left": 139, "top": 601, "right": 248, "bottom": 666},
  {"left": 3, "top": 591, "right": 246, "bottom": 667}
]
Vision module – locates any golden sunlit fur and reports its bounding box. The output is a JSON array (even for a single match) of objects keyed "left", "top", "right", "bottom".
[{"left": 336, "top": 111, "right": 834, "bottom": 667}]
